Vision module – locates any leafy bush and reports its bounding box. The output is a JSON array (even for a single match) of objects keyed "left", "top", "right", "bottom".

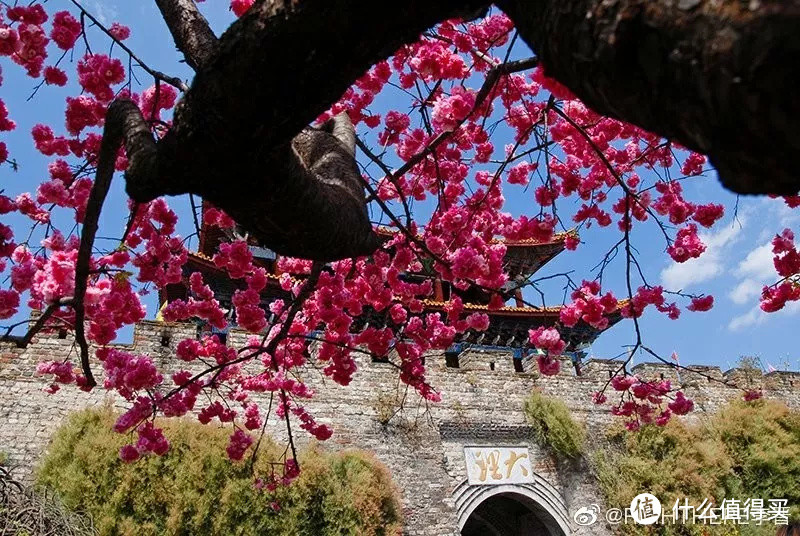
[
  {"left": 523, "top": 389, "right": 586, "bottom": 459},
  {"left": 594, "top": 399, "right": 800, "bottom": 535},
  {"left": 36, "top": 408, "right": 403, "bottom": 536}
]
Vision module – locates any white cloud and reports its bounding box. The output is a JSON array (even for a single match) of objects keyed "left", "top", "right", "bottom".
[
  {"left": 83, "top": 0, "right": 117, "bottom": 25},
  {"left": 762, "top": 196, "right": 800, "bottom": 227},
  {"left": 728, "top": 308, "right": 762, "bottom": 331},
  {"left": 660, "top": 220, "right": 744, "bottom": 290},
  {"left": 724, "top": 235, "right": 797, "bottom": 330},
  {"left": 728, "top": 301, "right": 800, "bottom": 331},
  {"left": 712, "top": 202, "right": 800, "bottom": 331},
  {"left": 735, "top": 243, "right": 775, "bottom": 280},
  {"left": 729, "top": 279, "right": 761, "bottom": 305},
  {"left": 661, "top": 259, "right": 721, "bottom": 290}
]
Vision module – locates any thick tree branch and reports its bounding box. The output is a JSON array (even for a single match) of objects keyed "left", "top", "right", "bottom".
[
  {"left": 498, "top": 0, "right": 800, "bottom": 195},
  {"left": 124, "top": 0, "right": 489, "bottom": 261},
  {"left": 154, "top": 0, "right": 219, "bottom": 71},
  {"left": 0, "top": 298, "right": 73, "bottom": 348},
  {"left": 74, "top": 101, "right": 157, "bottom": 388}
]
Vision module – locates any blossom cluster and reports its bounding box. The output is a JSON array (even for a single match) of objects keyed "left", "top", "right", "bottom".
[
  {"left": 592, "top": 374, "right": 693, "bottom": 431},
  {"left": 761, "top": 229, "right": 800, "bottom": 312}
]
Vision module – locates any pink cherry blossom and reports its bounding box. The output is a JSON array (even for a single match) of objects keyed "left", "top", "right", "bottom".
[
  {"left": 743, "top": 390, "right": 763, "bottom": 402},
  {"left": 50, "top": 11, "right": 80, "bottom": 50},
  {"left": 667, "top": 391, "right": 694, "bottom": 415},
  {"left": 668, "top": 224, "right": 706, "bottom": 263},
  {"left": 226, "top": 429, "right": 253, "bottom": 461},
  {"left": 687, "top": 295, "right": 714, "bottom": 312}
]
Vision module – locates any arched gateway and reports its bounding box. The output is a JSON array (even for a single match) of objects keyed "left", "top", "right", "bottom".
[
  {"left": 452, "top": 445, "right": 573, "bottom": 535},
  {"left": 454, "top": 478, "right": 571, "bottom": 536}
]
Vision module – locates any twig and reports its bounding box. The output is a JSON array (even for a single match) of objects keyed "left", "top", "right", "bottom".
[
  {"left": 69, "top": 0, "right": 188, "bottom": 92},
  {"left": 388, "top": 57, "right": 538, "bottom": 184},
  {"left": 4, "top": 298, "right": 74, "bottom": 348}
]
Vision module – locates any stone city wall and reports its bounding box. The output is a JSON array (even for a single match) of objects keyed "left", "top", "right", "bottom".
[{"left": 1, "top": 319, "right": 799, "bottom": 535}]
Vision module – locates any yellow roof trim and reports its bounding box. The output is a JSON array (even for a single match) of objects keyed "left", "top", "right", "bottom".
[
  {"left": 375, "top": 226, "right": 579, "bottom": 246},
  {"left": 187, "top": 251, "right": 298, "bottom": 284}
]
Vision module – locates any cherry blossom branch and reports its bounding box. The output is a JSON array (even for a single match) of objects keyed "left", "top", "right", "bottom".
[
  {"left": 592, "top": 191, "right": 745, "bottom": 407},
  {"left": 640, "top": 346, "right": 739, "bottom": 390},
  {"left": 388, "top": 56, "right": 538, "bottom": 183},
  {"left": 269, "top": 264, "right": 323, "bottom": 356},
  {"left": 280, "top": 391, "right": 298, "bottom": 463},
  {"left": 8, "top": 298, "right": 74, "bottom": 349},
  {"left": 622, "top": 192, "right": 642, "bottom": 350},
  {"left": 550, "top": 104, "right": 673, "bottom": 246},
  {"left": 69, "top": 0, "right": 189, "bottom": 92},
  {"left": 360, "top": 175, "right": 523, "bottom": 313},
  {"left": 492, "top": 139, "right": 555, "bottom": 164},
  {"left": 361, "top": 168, "right": 564, "bottom": 313},
  {"left": 355, "top": 137, "right": 413, "bottom": 226},
  {"left": 247, "top": 391, "right": 274, "bottom": 469},
  {"left": 157, "top": 263, "right": 324, "bottom": 420},
  {"left": 354, "top": 57, "right": 550, "bottom": 302}
]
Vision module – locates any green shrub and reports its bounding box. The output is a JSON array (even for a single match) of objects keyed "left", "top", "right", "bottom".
[
  {"left": 523, "top": 389, "right": 585, "bottom": 459},
  {"left": 594, "top": 399, "right": 800, "bottom": 535},
  {"left": 36, "top": 408, "right": 403, "bottom": 536}
]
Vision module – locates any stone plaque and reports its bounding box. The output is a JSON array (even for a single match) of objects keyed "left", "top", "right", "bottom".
[{"left": 464, "top": 446, "right": 534, "bottom": 485}]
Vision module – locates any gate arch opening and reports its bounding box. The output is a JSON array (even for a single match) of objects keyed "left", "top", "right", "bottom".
[{"left": 455, "top": 483, "right": 570, "bottom": 536}]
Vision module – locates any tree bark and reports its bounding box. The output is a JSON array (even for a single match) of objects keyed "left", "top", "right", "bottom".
[
  {"left": 499, "top": 0, "right": 800, "bottom": 195},
  {"left": 75, "top": 100, "right": 154, "bottom": 387},
  {"left": 154, "top": 0, "right": 219, "bottom": 70},
  {"left": 122, "top": 0, "right": 800, "bottom": 261}
]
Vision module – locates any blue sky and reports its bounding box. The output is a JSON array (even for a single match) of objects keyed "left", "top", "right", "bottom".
[{"left": 1, "top": 1, "right": 797, "bottom": 372}]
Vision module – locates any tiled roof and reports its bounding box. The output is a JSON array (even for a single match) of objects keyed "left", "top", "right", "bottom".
[
  {"left": 186, "top": 251, "right": 628, "bottom": 316},
  {"left": 375, "top": 226, "right": 578, "bottom": 247}
]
